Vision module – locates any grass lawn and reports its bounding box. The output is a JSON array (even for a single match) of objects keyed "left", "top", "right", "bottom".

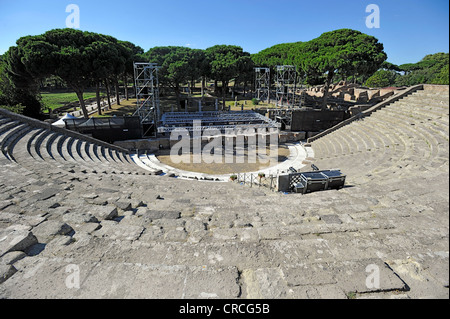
[
  {"left": 90, "top": 98, "right": 138, "bottom": 117},
  {"left": 225, "top": 99, "right": 276, "bottom": 111},
  {"left": 41, "top": 91, "right": 98, "bottom": 113}
]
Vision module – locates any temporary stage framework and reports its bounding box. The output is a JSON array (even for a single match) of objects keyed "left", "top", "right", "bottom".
[{"left": 158, "top": 111, "right": 280, "bottom": 134}]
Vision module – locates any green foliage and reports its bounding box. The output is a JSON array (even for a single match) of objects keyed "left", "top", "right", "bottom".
[
  {"left": 300, "top": 29, "right": 387, "bottom": 84},
  {"left": 251, "top": 29, "right": 387, "bottom": 94},
  {"left": 432, "top": 64, "right": 449, "bottom": 85},
  {"left": 0, "top": 54, "right": 42, "bottom": 117},
  {"left": 205, "top": 45, "right": 251, "bottom": 84},
  {"left": 381, "top": 61, "right": 401, "bottom": 72},
  {"left": 251, "top": 42, "right": 299, "bottom": 68},
  {"left": 146, "top": 46, "right": 198, "bottom": 88},
  {"left": 397, "top": 53, "right": 449, "bottom": 86},
  {"left": 251, "top": 98, "right": 259, "bottom": 105},
  {"left": 145, "top": 46, "right": 208, "bottom": 110},
  {"left": 0, "top": 103, "right": 25, "bottom": 114},
  {"left": 365, "top": 70, "right": 398, "bottom": 88},
  {"left": 2, "top": 26, "right": 447, "bottom": 120},
  {"left": 289, "top": 29, "right": 387, "bottom": 108},
  {"left": 4, "top": 28, "right": 142, "bottom": 118}
]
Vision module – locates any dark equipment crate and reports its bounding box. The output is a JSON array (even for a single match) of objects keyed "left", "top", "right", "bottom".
[
  {"left": 294, "top": 182, "right": 306, "bottom": 194},
  {"left": 320, "top": 170, "right": 346, "bottom": 190},
  {"left": 300, "top": 172, "right": 328, "bottom": 193}
]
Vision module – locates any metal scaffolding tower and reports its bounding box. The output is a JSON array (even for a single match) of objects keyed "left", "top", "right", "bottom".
[
  {"left": 275, "top": 65, "right": 297, "bottom": 108},
  {"left": 255, "top": 67, "right": 270, "bottom": 103},
  {"left": 133, "top": 62, "right": 161, "bottom": 135}
]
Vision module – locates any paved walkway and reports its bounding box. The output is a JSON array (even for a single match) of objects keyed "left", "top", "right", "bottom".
[{"left": 130, "top": 142, "right": 311, "bottom": 182}]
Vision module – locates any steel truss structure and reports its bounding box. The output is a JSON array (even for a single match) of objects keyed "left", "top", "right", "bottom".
[
  {"left": 275, "top": 65, "right": 297, "bottom": 108},
  {"left": 133, "top": 62, "right": 161, "bottom": 127},
  {"left": 158, "top": 111, "right": 280, "bottom": 134},
  {"left": 255, "top": 67, "right": 270, "bottom": 103}
]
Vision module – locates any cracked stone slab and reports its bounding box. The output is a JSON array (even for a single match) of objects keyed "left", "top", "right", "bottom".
[
  {"left": 287, "top": 284, "right": 348, "bottom": 299},
  {"left": 87, "top": 205, "right": 118, "bottom": 221},
  {"left": 0, "top": 200, "right": 13, "bottom": 211},
  {"left": 0, "top": 258, "right": 240, "bottom": 299},
  {"left": 113, "top": 201, "right": 132, "bottom": 212},
  {"left": 320, "top": 215, "right": 343, "bottom": 225},
  {"left": 145, "top": 210, "right": 181, "bottom": 220},
  {"left": 282, "top": 263, "right": 337, "bottom": 287},
  {"left": 0, "top": 251, "right": 27, "bottom": 265},
  {"left": 332, "top": 258, "right": 407, "bottom": 294},
  {"left": 62, "top": 211, "right": 99, "bottom": 225},
  {"left": 242, "top": 268, "right": 288, "bottom": 299},
  {"left": 0, "top": 264, "right": 17, "bottom": 284},
  {"left": 138, "top": 226, "right": 164, "bottom": 242},
  {"left": 93, "top": 221, "right": 144, "bottom": 241},
  {"left": 31, "top": 221, "right": 74, "bottom": 243},
  {"left": 0, "top": 227, "right": 38, "bottom": 257},
  {"left": 0, "top": 212, "right": 46, "bottom": 228},
  {"left": 183, "top": 266, "right": 241, "bottom": 299},
  {"left": 29, "top": 188, "right": 60, "bottom": 202}
]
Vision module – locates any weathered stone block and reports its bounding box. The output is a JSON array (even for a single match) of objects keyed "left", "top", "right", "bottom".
[
  {"left": 88, "top": 205, "right": 118, "bottom": 221},
  {"left": 94, "top": 221, "right": 144, "bottom": 241},
  {"left": 0, "top": 251, "right": 26, "bottom": 265},
  {"left": 0, "top": 227, "right": 38, "bottom": 257},
  {"left": 145, "top": 210, "right": 181, "bottom": 220},
  {"left": 0, "top": 264, "right": 17, "bottom": 284},
  {"left": 31, "top": 221, "right": 74, "bottom": 243},
  {"left": 62, "top": 211, "right": 98, "bottom": 224}
]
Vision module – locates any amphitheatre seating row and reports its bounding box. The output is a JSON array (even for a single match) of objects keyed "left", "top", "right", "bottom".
[
  {"left": 0, "top": 109, "right": 155, "bottom": 177},
  {"left": 310, "top": 85, "right": 449, "bottom": 185}
]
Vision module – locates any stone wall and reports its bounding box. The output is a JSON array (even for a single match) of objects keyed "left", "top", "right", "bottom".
[{"left": 305, "top": 81, "right": 402, "bottom": 105}]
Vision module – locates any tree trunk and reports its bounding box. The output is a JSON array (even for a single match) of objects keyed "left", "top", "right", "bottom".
[
  {"left": 123, "top": 75, "right": 129, "bottom": 100},
  {"left": 191, "top": 78, "right": 195, "bottom": 94},
  {"left": 114, "top": 77, "right": 121, "bottom": 105},
  {"left": 175, "top": 84, "right": 182, "bottom": 112},
  {"left": 201, "top": 76, "right": 205, "bottom": 98},
  {"left": 104, "top": 79, "right": 112, "bottom": 110},
  {"left": 222, "top": 80, "right": 227, "bottom": 111},
  {"left": 95, "top": 81, "right": 102, "bottom": 116},
  {"left": 321, "top": 71, "right": 334, "bottom": 111},
  {"left": 75, "top": 90, "right": 89, "bottom": 118}
]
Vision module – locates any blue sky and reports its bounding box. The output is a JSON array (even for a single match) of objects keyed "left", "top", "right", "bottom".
[{"left": 0, "top": 0, "right": 448, "bottom": 65}]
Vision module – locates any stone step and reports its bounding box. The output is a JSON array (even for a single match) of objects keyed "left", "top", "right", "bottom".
[
  {"left": 0, "top": 121, "right": 21, "bottom": 137},
  {"left": 0, "top": 123, "right": 30, "bottom": 161}
]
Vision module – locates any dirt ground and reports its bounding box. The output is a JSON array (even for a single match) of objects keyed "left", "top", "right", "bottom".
[{"left": 156, "top": 145, "right": 291, "bottom": 175}]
